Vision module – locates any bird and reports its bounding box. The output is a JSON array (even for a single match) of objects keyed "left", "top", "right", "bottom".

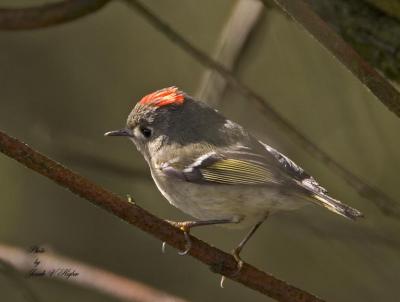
[{"left": 105, "top": 86, "right": 363, "bottom": 274}]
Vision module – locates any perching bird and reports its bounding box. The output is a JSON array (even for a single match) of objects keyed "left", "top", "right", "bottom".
[{"left": 105, "top": 86, "right": 363, "bottom": 272}]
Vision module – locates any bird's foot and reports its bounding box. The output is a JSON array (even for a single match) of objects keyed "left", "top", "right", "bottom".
[
  {"left": 162, "top": 220, "right": 194, "bottom": 255},
  {"left": 170, "top": 221, "right": 193, "bottom": 255},
  {"left": 220, "top": 247, "right": 244, "bottom": 288},
  {"left": 232, "top": 247, "right": 244, "bottom": 275},
  {"left": 162, "top": 218, "right": 237, "bottom": 256}
]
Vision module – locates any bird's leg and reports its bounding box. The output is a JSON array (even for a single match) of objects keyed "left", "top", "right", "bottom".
[
  {"left": 232, "top": 219, "right": 265, "bottom": 273},
  {"left": 220, "top": 213, "right": 269, "bottom": 287},
  {"left": 163, "top": 218, "right": 238, "bottom": 255}
]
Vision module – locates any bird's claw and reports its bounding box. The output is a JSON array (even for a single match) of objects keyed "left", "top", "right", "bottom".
[
  {"left": 232, "top": 260, "right": 244, "bottom": 276},
  {"left": 161, "top": 241, "right": 167, "bottom": 253},
  {"left": 161, "top": 233, "right": 190, "bottom": 255},
  {"left": 231, "top": 247, "right": 244, "bottom": 276},
  {"left": 163, "top": 221, "right": 193, "bottom": 256},
  {"left": 178, "top": 227, "right": 192, "bottom": 255},
  {"left": 220, "top": 276, "right": 226, "bottom": 288},
  {"left": 219, "top": 248, "right": 245, "bottom": 288},
  {"left": 126, "top": 194, "right": 135, "bottom": 204}
]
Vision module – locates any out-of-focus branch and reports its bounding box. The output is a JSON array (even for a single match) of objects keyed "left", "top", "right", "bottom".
[
  {"left": 125, "top": 0, "right": 400, "bottom": 219},
  {"left": 307, "top": 0, "right": 400, "bottom": 81},
  {"left": 0, "top": 130, "right": 324, "bottom": 302},
  {"left": 0, "top": 0, "right": 110, "bottom": 30},
  {"left": 269, "top": 0, "right": 400, "bottom": 118},
  {"left": 364, "top": 0, "right": 400, "bottom": 20},
  {"left": 196, "top": 0, "right": 264, "bottom": 105},
  {"left": 0, "top": 244, "right": 187, "bottom": 302}
]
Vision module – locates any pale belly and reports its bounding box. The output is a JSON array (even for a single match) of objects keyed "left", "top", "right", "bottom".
[{"left": 151, "top": 170, "right": 306, "bottom": 229}]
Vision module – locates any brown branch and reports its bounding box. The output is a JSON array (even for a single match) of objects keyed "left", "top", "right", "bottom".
[
  {"left": 0, "top": 131, "right": 324, "bottom": 302},
  {"left": 362, "top": 0, "right": 400, "bottom": 23},
  {"left": 270, "top": 0, "right": 400, "bottom": 119},
  {"left": 307, "top": 0, "right": 400, "bottom": 81},
  {"left": 124, "top": 0, "right": 400, "bottom": 219},
  {"left": 0, "top": 0, "right": 110, "bottom": 30},
  {"left": 0, "top": 244, "right": 187, "bottom": 302}
]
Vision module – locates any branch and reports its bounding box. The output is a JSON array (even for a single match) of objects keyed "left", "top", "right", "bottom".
[
  {"left": 124, "top": 1, "right": 400, "bottom": 219},
  {"left": 364, "top": 0, "right": 400, "bottom": 20},
  {"left": 270, "top": 0, "right": 400, "bottom": 119},
  {"left": 0, "top": 131, "right": 324, "bottom": 302},
  {"left": 0, "top": 0, "right": 110, "bottom": 30},
  {"left": 196, "top": 0, "right": 264, "bottom": 105},
  {"left": 0, "top": 244, "right": 187, "bottom": 302},
  {"left": 307, "top": 0, "right": 400, "bottom": 81}
]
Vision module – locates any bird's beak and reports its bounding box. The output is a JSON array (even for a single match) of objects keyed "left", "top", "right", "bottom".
[{"left": 104, "top": 128, "right": 132, "bottom": 137}]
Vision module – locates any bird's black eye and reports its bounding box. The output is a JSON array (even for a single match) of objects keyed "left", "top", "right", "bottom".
[{"left": 140, "top": 127, "right": 152, "bottom": 138}]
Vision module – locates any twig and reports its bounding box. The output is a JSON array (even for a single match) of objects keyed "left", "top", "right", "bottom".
[
  {"left": 196, "top": 0, "right": 264, "bottom": 105},
  {"left": 269, "top": 0, "right": 400, "bottom": 118},
  {"left": 0, "top": 0, "right": 110, "bottom": 30},
  {"left": 124, "top": 0, "right": 400, "bottom": 219},
  {"left": 0, "top": 244, "right": 187, "bottom": 302},
  {"left": 0, "top": 131, "right": 324, "bottom": 302}
]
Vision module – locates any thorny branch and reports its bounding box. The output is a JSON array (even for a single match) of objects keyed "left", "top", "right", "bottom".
[
  {"left": 125, "top": 1, "right": 400, "bottom": 218},
  {"left": 0, "top": 244, "right": 187, "bottom": 302},
  {"left": 0, "top": 130, "right": 325, "bottom": 302},
  {"left": 0, "top": 0, "right": 110, "bottom": 30}
]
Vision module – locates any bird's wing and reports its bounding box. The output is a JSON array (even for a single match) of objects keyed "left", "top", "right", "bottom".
[
  {"left": 259, "top": 141, "right": 327, "bottom": 194},
  {"left": 158, "top": 141, "right": 363, "bottom": 219},
  {"left": 159, "top": 146, "right": 282, "bottom": 186},
  {"left": 260, "top": 142, "right": 363, "bottom": 219}
]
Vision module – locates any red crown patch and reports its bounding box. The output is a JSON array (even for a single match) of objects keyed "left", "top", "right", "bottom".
[{"left": 139, "top": 87, "right": 184, "bottom": 108}]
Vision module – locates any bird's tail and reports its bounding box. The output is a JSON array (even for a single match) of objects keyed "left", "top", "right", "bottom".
[
  {"left": 295, "top": 178, "right": 363, "bottom": 220},
  {"left": 310, "top": 193, "right": 363, "bottom": 220}
]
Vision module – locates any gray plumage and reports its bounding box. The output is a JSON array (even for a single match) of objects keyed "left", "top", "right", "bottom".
[{"left": 107, "top": 87, "right": 363, "bottom": 230}]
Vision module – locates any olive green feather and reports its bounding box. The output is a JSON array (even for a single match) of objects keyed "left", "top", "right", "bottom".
[{"left": 200, "top": 159, "right": 279, "bottom": 185}]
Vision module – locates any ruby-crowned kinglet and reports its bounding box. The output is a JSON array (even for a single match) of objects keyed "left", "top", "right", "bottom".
[{"left": 105, "top": 86, "right": 363, "bottom": 271}]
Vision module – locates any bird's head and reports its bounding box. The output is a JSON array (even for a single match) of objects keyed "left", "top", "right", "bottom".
[{"left": 105, "top": 87, "right": 229, "bottom": 162}]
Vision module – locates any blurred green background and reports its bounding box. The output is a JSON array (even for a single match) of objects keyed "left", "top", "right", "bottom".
[{"left": 1, "top": 0, "right": 400, "bottom": 301}]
